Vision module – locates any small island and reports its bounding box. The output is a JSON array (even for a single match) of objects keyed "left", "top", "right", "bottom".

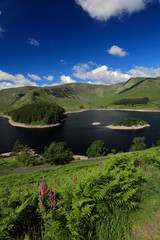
[
  {"left": 106, "top": 118, "right": 150, "bottom": 130},
  {"left": 6, "top": 102, "right": 65, "bottom": 128}
]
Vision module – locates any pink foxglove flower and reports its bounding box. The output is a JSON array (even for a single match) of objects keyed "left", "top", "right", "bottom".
[
  {"left": 48, "top": 185, "right": 57, "bottom": 210},
  {"left": 74, "top": 173, "right": 77, "bottom": 184},
  {"left": 51, "top": 194, "right": 57, "bottom": 210},
  {"left": 100, "top": 160, "right": 102, "bottom": 168}
]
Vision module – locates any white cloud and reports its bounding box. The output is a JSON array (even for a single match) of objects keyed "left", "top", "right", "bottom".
[
  {"left": 28, "top": 74, "right": 41, "bottom": 81},
  {"left": 73, "top": 63, "right": 130, "bottom": 84},
  {"left": 0, "top": 70, "right": 37, "bottom": 90},
  {"left": 60, "top": 75, "right": 76, "bottom": 84},
  {"left": 107, "top": 45, "right": 128, "bottom": 57},
  {"left": 129, "top": 66, "right": 160, "bottom": 77},
  {"left": 0, "top": 10, "right": 2, "bottom": 15},
  {"left": 73, "top": 62, "right": 160, "bottom": 85},
  {"left": 41, "top": 83, "right": 59, "bottom": 87},
  {"left": 43, "top": 75, "right": 54, "bottom": 81},
  {"left": 28, "top": 37, "right": 39, "bottom": 47},
  {"left": 0, "top": 27, "right": 5, "bottom": 37},
  {"left": 75, "top": 0, "right": 151, "bottom": 21},
  {"left": 0, "top": 82, "right": 16, "bottom": 90}
]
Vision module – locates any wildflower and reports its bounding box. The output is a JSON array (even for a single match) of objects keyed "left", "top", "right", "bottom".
[
  {"left": 43, "top": 177, "right": 48, "bottom": 192},
  {"left": 48, "top": 185, "right": 57, "bottom": 210},
  {"left": 49, "top": 184, "right": 52, "bottom": 200},
  {"left": 40, "top": 179, "right": 48, "bottom": 202},
  {"left": 100, "top": 160, "right": 102, "bottom": 168},
  {"left": 74, "top": 173, "right": 77, "bottom": 184}
]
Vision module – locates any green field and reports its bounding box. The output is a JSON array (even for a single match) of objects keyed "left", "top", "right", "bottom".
[{"left": 1, "top": 147, "right": 160, "bottom": 239}]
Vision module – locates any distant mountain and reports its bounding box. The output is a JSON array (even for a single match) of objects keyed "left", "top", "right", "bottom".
[{"left": 0, "top": 77, "right": 160, "bottom": 114}]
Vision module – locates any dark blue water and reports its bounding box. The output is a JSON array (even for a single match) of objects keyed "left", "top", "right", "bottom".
[{"left": 0, "top": 110, "right": 160, "bottom": 154}]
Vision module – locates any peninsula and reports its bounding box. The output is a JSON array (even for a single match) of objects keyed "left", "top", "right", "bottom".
[{"left": 2, "top": 102, "right": 65, "bottom": 128}]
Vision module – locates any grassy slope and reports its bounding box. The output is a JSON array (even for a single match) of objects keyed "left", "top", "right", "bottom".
[
  {"left": 1, "top": 147, "right": 160, "bottom": 239},
  {"left": 0, "top": 77, "right": 160, "bottom": 113},
  {"left": 0, "top": 86, "right": 37, "bottom": 113},
  {"left": 107, "top": 77, "right": 160, "bottom": 109}
]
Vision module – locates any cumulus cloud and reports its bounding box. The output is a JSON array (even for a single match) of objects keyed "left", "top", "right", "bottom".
[
  {"left": 129, "top": 66, "right": 160, "bottom": 77},
  {"left": 28, "top": 74, "right": 41, "bottom": 81},
  {"left": 107, "top": 45, "right": 128, "bottom": 57},
  {"left": 43, "top": 75, "right": 54, "bottom": 81},
  {"left": 60, "top": 75, "right": 76, "bottom": 84},
  {"left": 28, "top": 37, "right": 39, "bottom": 47},
  {"left": 73, "top": 63, "right": 130, "bottom": 84},
  {"left": 75, "top": 0, "right": 151, "bottom": 21},
  {"left": 0, "top": 70, "right": 37, "bottom": 90},
  {"left": 73, "top": 62, "right": 160, "bottom": 85}
]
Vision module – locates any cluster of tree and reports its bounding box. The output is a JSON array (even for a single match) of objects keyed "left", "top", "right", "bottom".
[
  {"left": 86, "top": 137, "right": 160, "bottom": 158},
  {"left": 86, "top": 140, "right": 108, "bottom": 158},
  {"left": 43, "top": 141, "right": 73, "bottom": 165},
  {"left": 9, "top": 102, "right": 65, "bottom": 125},
  {"left": 113, "top": 118, "right": 148, "bottom": 127},
  {"left": 10, "top": 136, "right": 160, "bottom": 167},
  {"left": 129, "top": 137, "right": 147, "bottom": 151},
  {"left": 12, "top": 140, "right": 36, "bottom": 167},
  {"left": 12, "top": 140, "right": 73, "bottom": 166},
  {"left": 114, "top": 97, "right": 149, "bottom": 105}
]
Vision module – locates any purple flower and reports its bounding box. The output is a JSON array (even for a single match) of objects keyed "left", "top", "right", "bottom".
[
  {"left": 100, "top": 160, "right": 102, "bottom": 168},
  {"left": 74, "top": 173, "right": 77, "bottom": 184},
  {"left": 48, "top": 185, "right": 57, "bottom": 210}
]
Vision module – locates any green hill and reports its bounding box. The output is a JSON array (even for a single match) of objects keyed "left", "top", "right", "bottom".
[{"left": 0, "top": 77, "right": 160, "bottom": 113}]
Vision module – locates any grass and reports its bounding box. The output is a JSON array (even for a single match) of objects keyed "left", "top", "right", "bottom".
[
  {"left": 1, "top": 147, "right": 160, "bottom": 239},
  {"left": 0, "top": 154, "right": 112, "bottom": 176}
]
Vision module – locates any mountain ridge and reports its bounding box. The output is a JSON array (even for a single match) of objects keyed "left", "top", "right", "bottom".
[{"left": 0, "top": 77, "right": 160, "bottom": 113}]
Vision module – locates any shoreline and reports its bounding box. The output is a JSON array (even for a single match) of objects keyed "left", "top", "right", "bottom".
[
  {"left": 66, "top": 108, "right": 160, "bottom": 114},
  {"left": 0, "top": 114, "right": 62, "bottom": 129},
  {"left": 0, "top": 107, "right": 160, "bottom": 129},
  {"left": 106, "top": 124, "right": 150, "bottom": 130}
]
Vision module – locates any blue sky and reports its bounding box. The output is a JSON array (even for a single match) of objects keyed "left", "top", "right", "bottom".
[{"left": 0, "top": 0, "right": 160, "bottom": 89}]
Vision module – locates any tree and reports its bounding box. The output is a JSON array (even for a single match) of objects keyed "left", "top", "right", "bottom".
[
  {"left": 43, "top": 141, "right": 73, "bottom": 165},
  {"left": 86, "top": 140, "right": 108, "bottom": 158},
  {"left": 111, "top": 149, "right": 117, "bottom": 155},
  {"left": 17, "top": 145, "right": 34, "bottom": 166},
  {"left": 129, "top": 137, "right": 146, "bottom": 152},
  {"left": 12, "top": 140, "right": 25, "bottom": 155}
]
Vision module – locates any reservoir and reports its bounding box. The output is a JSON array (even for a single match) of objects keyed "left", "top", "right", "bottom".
[{"left": 0, "top": 110, "right": 160, "bottom": 154}]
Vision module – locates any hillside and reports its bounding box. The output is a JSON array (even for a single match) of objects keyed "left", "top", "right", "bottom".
[
  {"left": 0, "top": 77, "right": 160, "bottom": 113},
  {"left": 1, "top": 147, "right": 160, "bottom": 239},
  {"left": 0, "top": 86, "right": 37, "bottom": 113}
]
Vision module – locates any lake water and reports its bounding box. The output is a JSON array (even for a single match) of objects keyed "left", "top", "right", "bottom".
[{"left": 0, "top": 110, "right": 160, "bottom": 154}]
